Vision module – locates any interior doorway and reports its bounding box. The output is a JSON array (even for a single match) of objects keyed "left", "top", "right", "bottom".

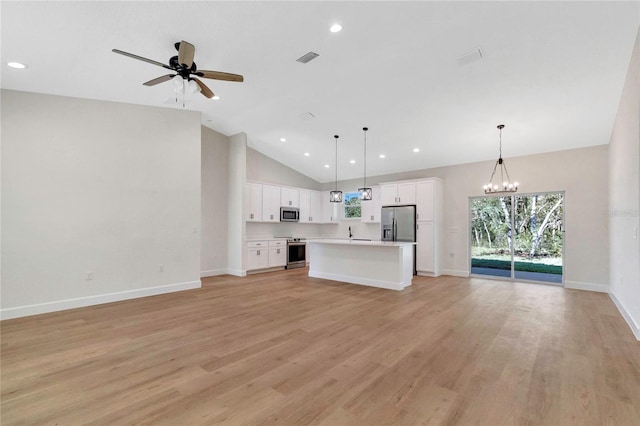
[{"left": 470, "top": 192, "right": 564, "bottom": 284}]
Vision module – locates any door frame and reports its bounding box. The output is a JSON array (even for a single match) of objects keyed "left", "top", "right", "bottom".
[{"left": 468, "top": 190, "right": 566, "bottom": 286}]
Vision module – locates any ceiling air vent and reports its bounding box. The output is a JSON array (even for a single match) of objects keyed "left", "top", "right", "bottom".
[
  {"left": 456, "top": 47, "right": 483, "bottom": 66},
  {"left": 297, "top": 51, "right": 319, "bottom": 64}
]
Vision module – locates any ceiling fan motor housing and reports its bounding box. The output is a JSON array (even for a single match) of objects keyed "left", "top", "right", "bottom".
[{"left": 169, "top": 56, "right": 197, "bottom": 79}]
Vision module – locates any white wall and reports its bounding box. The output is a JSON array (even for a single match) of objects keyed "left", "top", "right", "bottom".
[
  {"left": 329, "top": 145, "right": 610, "bottom": 288},
  {"left": 227, "top": 133, "right": 247, "bottom": 276},
  {"left": 201, "top": 126, "right": 229, "bottom": 277},
  {"left": 609, "top": 27, "right": 640, "bottom": 340},
  {"left": 1, "top": 90, "right": 202, "bottom": 319},
  {"left": 247, "top": 148, "right": 321, "bottom": 190}
]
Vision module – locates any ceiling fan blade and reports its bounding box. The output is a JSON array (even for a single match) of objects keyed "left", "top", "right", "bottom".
[
  {"left": 177, "top": 40, "right": 195, "bottom": 68},
  {"left": 143, "top": 74, "right": 176, "bottom": 86},
  {"left": 112, "top": 49, "right": 171, "bottom": 69},
  {"left": 193, "top": 78, "right": 214, "bottom": 98},
  {"left": 197, "top": 70, "right": 244, "bottom": 82}
]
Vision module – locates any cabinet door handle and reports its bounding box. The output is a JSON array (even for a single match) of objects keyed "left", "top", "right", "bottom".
[
  {"left": 270, "top": 214, "right": 274, "bottom": 220},
  {"left": 371, "top": 215, "right": 374, "bottom": 220},
  {"left": 277, "top": 249, "right": 280, "bottom": 254},
  {"left": 257, "top": 250, "right": 260, "bottom": 255},
  {"left": 416, "top": 213, "right": 419, "bottom": 220},
  {"left": 250, "top": 213, "right": 254, "bottom": 219}
]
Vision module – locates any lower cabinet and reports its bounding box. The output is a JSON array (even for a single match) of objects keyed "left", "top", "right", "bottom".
[
  {"left": 416, "top": 221, "right": 440, "bottom": 276},
  {"left": 247, "top": 240, "right": 287, "bottom": 271},
  {"left": 247, "top": 241, "right": 270, "bottom": 271},
  {"left": 268, "top": 240, "right": 287, "bottom": 267}
]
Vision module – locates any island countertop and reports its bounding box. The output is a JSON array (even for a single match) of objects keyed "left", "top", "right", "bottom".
[{"left": 306, "top": 239, "right": 416, "bottom": 247}]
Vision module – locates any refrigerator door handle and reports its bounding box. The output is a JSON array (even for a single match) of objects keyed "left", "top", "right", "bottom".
[{"left": 393, "top": 218, "right": 397, "bottom": 241}]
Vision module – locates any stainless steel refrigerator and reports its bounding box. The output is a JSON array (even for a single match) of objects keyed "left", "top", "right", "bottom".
[{"left": 381, "top": 205, "right": 417, "bottom": 274}]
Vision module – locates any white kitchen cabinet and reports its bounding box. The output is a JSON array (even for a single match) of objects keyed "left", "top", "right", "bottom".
[
  {"left": 309, "top": 190, "right": 324, "bottom": 223},
  {"left": 299, "top": 189, "right": 311, "bottom": 223},
  {"left": 416, "top": 222, "right": 434, "bottom": 273},
  {"left": 380, "top": 182, "right": 416, "bottom": 206},
  {"left": 247, "top": 241, "right": 270, "bottom": 270},
  {"left": 246, "top": 182, "right": 263, "bottom": 222},
  {"left": 280, "top": 187, "right": 299, "bottom": 208},
  {"left": 268, "top": 240, "right": 287, "bottom": 267},
  {"left": 415, "top": 178, "right": 442, "bottom": 277},
  {"left": 299, "top": 189, "right": 325, "bottom": 223},
  {"left": 416, "top": 180, "right": 434, "bottom": 221},
  {"left": 322, "top": 192, "right": 341, "bottom": 223},
  {"left": 262, "top": 184, "right": 281, "bottom": 222},
  {"left": 361, "top": 185, "right": 381, "bottom": 223}
]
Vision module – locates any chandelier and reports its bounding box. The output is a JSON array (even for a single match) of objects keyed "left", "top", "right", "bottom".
[
  {"left": 483, "top": 124, "right": 519, "bottom": 194},
  {"left": 358, "top": 127, "right": 372, "bottom": 201},
  {"left": 329, "top": 135, "right": 343, "bottom": 202}
]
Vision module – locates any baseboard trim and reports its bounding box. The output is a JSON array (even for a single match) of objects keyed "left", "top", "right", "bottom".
[
  {"left": 309, "top": 270, "right": 408, "bottom": 291},
  {"left": 0, "top": 280, "right": 202, "bottom": 321},
  {"left": 609, "top": 291, "right": 640, "bottom": 341},
  {"left": 442, "top": 269, "right": 469, "bottom": 277},
  {"left": 226, "top": 268, "right": 246, "bottom": 277},
  {"left": 200, "top": 268, "right": 227, "bottom": 278},
  {"left": 564, "top": 281, "right": 609, "bottom": 293}
]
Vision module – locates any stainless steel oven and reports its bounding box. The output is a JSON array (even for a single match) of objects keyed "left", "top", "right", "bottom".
[{"left": 286, "top": 238, "right": 306, "bottom": 269}]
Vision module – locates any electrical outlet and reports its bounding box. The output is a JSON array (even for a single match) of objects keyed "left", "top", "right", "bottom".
[
  {"left": 85, "top": 272, "right": 93, "bottom": 280},
  {"left": 159, "top": 264, "right": 164, "bottom": 272}
]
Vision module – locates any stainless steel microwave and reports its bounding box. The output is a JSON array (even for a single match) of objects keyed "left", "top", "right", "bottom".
[{"left": 280, "top": 207, "right": 300, "bottom": 222}]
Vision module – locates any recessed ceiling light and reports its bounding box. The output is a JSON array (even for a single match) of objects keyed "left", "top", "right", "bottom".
[
  {"left": 330, "top": 24, "right": 342, "bottom": 33},
  {"left": 304, "top": 152, "right": 310, "bottom": 157},
  {"left": 7, "top": 62, "right": 27, "bottom": 69},
  {"left": 280, "top": 137, "right": 286, "bottom": 142},
  {"left": 350, "top": 160, "right": 356, "bottom": 164},
  {"left": 212, "top": 95, "right": 220, "bottom": 100},
  {"left": 379, "top": 154, "right": 386, "bottom": 159},
  {"left": 324, "top": 164, "right": 330, "bottom": 168},
  {"left": 413, "top": 148, "right": 420, "bottom": 153}
]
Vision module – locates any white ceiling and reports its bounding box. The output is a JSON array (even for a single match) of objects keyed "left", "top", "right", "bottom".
[{"left": 2, "top": 1, "right": 638, "bottom": 183}]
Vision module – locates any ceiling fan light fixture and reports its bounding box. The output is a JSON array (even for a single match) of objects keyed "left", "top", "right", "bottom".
[
  {"left": 330, "top": 23, "right": 342, "bottom": 33},
  {"left": 188, "top": 79, "right": 201, "bottom": 94}
]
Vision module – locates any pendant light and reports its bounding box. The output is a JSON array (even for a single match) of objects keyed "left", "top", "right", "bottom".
[
  {"left": 358, "top": 127, "right": 372, "bottom": 201},
  {"left": 329, "top": 135, "right": 343, "bottom": 203},
  {"left": 483, "top": 124, "right": 519, "bottom": 194}
]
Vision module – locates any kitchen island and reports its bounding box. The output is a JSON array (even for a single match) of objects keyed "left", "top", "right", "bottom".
[{"left": 306, "top": 239, "right": 416, "bottom": 291}]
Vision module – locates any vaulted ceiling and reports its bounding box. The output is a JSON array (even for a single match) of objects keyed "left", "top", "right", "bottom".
[{"left": 2, "top": 1, "right": 638, "bottom": 182}]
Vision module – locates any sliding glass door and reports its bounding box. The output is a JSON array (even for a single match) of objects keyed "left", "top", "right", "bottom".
[{"left": 470, "top": 192, "right": 564, "bottom": 284}]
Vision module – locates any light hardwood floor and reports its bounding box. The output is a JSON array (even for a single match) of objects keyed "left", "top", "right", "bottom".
[{"left": 1, "top": 269, "right": 639, "bottom": 425}]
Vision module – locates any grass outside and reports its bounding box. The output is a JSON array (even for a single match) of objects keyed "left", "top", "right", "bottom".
[{"left": 471, "top": 258, "right": 562, "bottom": 274}]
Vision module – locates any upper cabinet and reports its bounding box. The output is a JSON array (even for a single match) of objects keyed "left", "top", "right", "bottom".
[
  {"left": 262, "top": 184, "right": 281, "bottom": 222},
  {"left": 280, "top": 187, "right": 299, "bottom": 208},
  {"left": 416, "top": 180, "right": 434, "bottom": 221},
  {"left": 309, "top": 190, "right": 325, "bottom": 223},
  {"left": 380, "top": 182, "right": 416, "bottom": 206},
  {"left": 322, "top": 192, "right": 341, "bottom": 223},
  {"left": 246, "top": 182, "right": 263, "bottom": 222},
  {"left": 361, "top": 185, "right": 381, "bottom": 223}
]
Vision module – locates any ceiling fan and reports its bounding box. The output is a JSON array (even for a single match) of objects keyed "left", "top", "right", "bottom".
[{"left": 112, "top": 40, "right": 243, "bottom": 98}]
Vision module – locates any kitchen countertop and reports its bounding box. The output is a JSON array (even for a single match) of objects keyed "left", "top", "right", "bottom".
[{"left": 306, "top": 239, "right": 416, "bottom": 247}]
